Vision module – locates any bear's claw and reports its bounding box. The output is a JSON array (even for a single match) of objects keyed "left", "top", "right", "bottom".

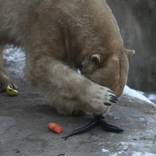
[
  {"left": 104, "top": 103, "right": 111, "bottom": 106},
  {"left": 109, "top": 95, "right": 118, "bottom": 103}
]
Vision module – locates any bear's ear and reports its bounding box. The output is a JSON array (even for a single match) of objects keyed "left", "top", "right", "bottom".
[
  {"left": 124, "top": 48, "right": 135, "bottom": 58},
  {"left": 91, "top": 54, "right": 104, "bottom": 65}
]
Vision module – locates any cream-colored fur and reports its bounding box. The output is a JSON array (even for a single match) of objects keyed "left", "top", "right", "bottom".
[{"left": 0, "top": 0, "right": 134, "bottom": 115}]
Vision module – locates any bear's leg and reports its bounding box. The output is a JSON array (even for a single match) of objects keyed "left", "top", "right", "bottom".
[
  {"left": 26, "top": 55, "right": 117, "bottom": 115},
  {"left": 0, "top": 46, "right": 17, "bottom": 92}
]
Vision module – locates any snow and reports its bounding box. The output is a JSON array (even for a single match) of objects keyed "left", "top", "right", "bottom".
[
  {"left": 148, "top": 94, "right": 156, "bottom": 101},
  {"left": 3, "top": 46, "right": 25, "bottom": 77},
  {"left": 131, "top": 152, "right": 156, "bottom": 156},
  {"left": 123, "top": 85, "right": 155, "bottom": 106},
  {"left": 110, "top": 154, "right": 118, "bottom": 156},
  {"left": 101, "top": 148, "right": 109, "bottom": 153},
  {"left": 101, "top": 148, "right": 156, "bottom": 156},
  {"left": 101, "top": 146, "right": 156, "bottom": 156}
]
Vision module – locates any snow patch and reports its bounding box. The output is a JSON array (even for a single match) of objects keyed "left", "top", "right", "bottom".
[
  {"left": 123, "top": 85, "right": 155, "bottom": 106},
  {"left": 148, "top": 94, "right": 156, "bottom": 101},
  {"left": 101, "top": 148, "right": 109, "bottom": 153},
  {"left": 3, "top": 47, "right": 25, "bottom": 77},
  {"left": 111, "top": 154, "right": 118, "bottom": 156},
  {"left": 131, "top": 152, "right": 156, "bottom": 156}
]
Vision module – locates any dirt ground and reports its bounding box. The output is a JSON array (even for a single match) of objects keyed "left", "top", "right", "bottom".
[{"left": 0, "top": 76, "right": 156, "bottom": 156}]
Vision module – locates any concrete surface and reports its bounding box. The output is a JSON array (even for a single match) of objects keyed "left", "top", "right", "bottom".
[{"left": 0, "top": 78, "right": 156, "bottom": 156}]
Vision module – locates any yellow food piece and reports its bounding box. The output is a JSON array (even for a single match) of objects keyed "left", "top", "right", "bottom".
[{"left": 6, "top": 85, "right": 18, "bottom": 96}]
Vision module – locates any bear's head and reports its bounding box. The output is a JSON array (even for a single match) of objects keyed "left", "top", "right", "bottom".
[
  {"left": 61, "top": 0, "right": 135, "bottom": 97},
  {"left": 81, "top": 47, "right": 135, "bottom": 97}
]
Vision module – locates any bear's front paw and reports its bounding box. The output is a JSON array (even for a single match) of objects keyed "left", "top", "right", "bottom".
[
  {"left": 84, "top": 83, "right": 118, "bottom": 114},
  {"left": 0, "top": 73, "right": 18, "bottom": 92}
]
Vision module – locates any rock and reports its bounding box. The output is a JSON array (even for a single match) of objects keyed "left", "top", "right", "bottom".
[
  {"left": 0, "top": 116, "right": 16, "bottom": 135},
  {"left": 0, "top": 77, "right": 156, "bottom": 155},
  {"left": 107, "top": 0, "right": 156, "bottom": 92}
]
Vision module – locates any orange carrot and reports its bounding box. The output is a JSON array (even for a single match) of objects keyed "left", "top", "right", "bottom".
[{"left": 48, "top": 122, "right": 62, "bottom": 134}]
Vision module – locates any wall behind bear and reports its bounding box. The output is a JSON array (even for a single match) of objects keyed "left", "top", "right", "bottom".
[{"left": 106, "top": 0, "right": 156, "bottom": 92}]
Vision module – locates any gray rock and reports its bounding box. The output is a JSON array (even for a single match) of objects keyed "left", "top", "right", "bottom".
[
  {"left": 107, "top": 0, "right": 156, "bottom": 92},
  {"left": 0, "top": 116, "right": 16, "bottom": 135},
  {"left": 0, "top": 81, "right": 156, "bottom": 155}
]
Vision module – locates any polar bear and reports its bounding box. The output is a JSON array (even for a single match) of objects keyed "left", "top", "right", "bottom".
[{"left": 0, "top": 0, "right": 134, "bottom": 116}]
